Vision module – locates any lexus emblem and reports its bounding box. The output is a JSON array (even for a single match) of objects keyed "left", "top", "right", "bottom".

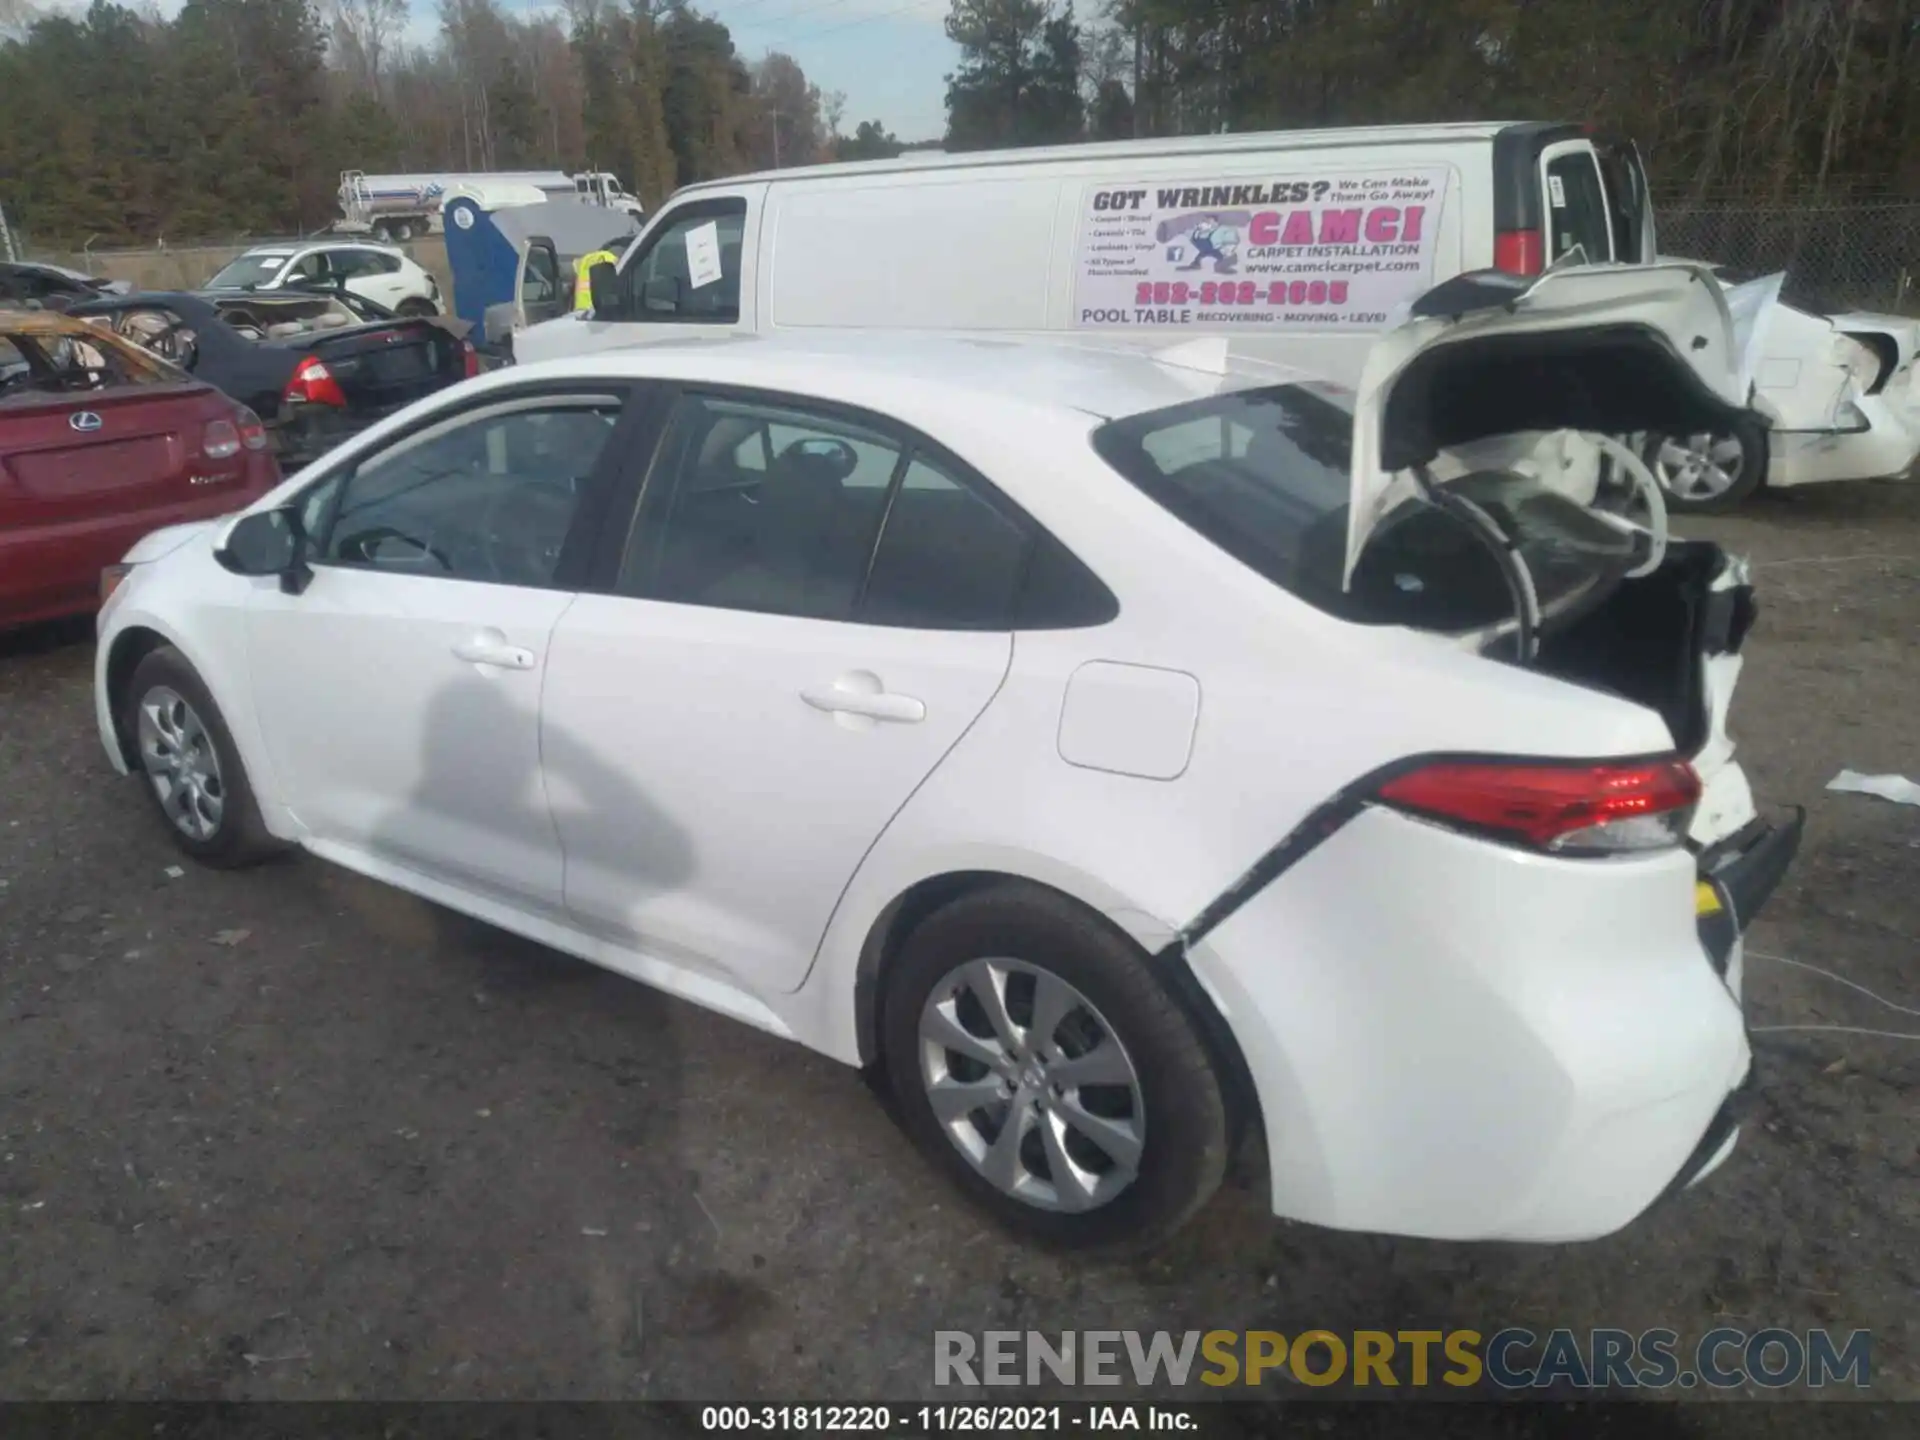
[{"left": 70, "top": 411, "right": 103, "bottom": 433}]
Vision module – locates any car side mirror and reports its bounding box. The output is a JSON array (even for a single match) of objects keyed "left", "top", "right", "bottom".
[
  {"left": 216, "top": 507, "right": 312, "bottom": 594},
  {"left": 588, "top": 261, "right": 620, "bottom": 317}
]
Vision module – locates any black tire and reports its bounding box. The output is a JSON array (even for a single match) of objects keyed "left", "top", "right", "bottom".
[
  {"left": 880, "top": 883, "right": 1230, "bottom": 1251},
  {"left": 122, "top": 646, "right": 285, "bottom": 869},
  {"left": 396, "top": 297, "right": 437, "bottom": 318},
  {"left": 1642, "top": 415, "right": 1768, "bottom": 513}
]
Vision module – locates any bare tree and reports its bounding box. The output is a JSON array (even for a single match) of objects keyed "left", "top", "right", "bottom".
[{"left": 326, "top": 0, "right": 407, "bottom": 99}]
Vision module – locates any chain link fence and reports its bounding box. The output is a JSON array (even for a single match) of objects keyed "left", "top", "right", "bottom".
[{"left": 1654, "top": 198, "right": 1920, "bottom": 315}]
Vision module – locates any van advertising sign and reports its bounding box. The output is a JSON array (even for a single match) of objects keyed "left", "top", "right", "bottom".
[{"left": 1074, "top": 168, "right": 1447, "bottom": 331}]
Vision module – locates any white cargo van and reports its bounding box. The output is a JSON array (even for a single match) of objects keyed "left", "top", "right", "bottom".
[{"left": 514, "top": 120, "right": 1656, "bottom": 390}]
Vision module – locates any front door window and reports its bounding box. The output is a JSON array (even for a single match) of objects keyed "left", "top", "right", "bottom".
[{"left": 619, "top": 200, "right": 746, "bottom": 323}]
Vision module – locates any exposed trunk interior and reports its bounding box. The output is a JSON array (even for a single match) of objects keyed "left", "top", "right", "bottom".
[
  {"left": 1332, "top": 486, "right": 1752, "bottom": 756},
  {"left": 1525, "top": 540, "right": 1744, "bottom": 756}
]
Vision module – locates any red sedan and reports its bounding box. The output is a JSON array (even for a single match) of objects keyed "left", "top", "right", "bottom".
[{"left": 1, "top": 309, "right": 281, "bottom": 629}]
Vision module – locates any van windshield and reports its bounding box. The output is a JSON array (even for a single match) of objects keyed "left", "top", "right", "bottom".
[{"left": 1091, "top": 386, "right": 1643, "bottom": 632}]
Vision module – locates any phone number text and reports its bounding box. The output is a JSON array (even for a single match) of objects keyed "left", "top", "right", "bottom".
[{"left": 1135, "top": 279, "right": 1351, "bottom": 308}]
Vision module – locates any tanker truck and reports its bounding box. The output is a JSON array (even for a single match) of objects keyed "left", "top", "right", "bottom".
[{"left": 335, "top": 169, "right": 643, "bottom": 240}]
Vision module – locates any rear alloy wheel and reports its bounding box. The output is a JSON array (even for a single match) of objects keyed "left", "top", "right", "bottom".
[
  {"left": 918, "top": 959, "right": 1146, "bottom": 1213},
  {"left": 1642, "top": 418, "right": 1767, "bottom": 512},
  {"left": 882, "top": 885, "right": 1229, "bottom": 1250},
  {"left": 123, "top": 646, "right": 284, "bottom": 869}
]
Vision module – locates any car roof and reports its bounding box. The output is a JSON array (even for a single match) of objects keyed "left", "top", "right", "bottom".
[
  {"left": 508, "top": 332, "right": 1320, "bottom": 422},
  {"left": 2, "top": 261, "right": 94, "bottom": 281},
  {"left": 243, "top": 239, "right": 399, "bottom": 255}
]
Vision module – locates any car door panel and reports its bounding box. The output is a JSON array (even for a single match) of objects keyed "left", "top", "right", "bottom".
[
  {"left": 542, "top": 598, "right": 1011, "bottom": 991},
  {"left": 246, "top": 568, "right": 576, "bottom": 911},
  {"left": 541, "top": 385, "right": 1023, "bottom": 997},
  {"left": 241, "top": 386, "right": 631, "bottom": 914}
]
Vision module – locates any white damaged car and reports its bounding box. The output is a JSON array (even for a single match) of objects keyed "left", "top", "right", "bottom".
[
  {"left": 1644, "top": 262, "right": 1920, "bottom": 509},
  {"left": 93, "top": 261, "right": 1800, "bottom": 1249}
]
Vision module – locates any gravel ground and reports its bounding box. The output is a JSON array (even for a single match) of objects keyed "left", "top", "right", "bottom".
[{"left": 1, "top": 479, "right": 1915, "bottom": 1420}]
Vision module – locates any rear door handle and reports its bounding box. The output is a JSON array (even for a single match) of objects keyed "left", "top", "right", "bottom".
[
  {"left": 452, "top": 631, "right": 536, "bottom": 671},
  {"left": 801, "top": 680, "right": 926, "bottom": 724}
]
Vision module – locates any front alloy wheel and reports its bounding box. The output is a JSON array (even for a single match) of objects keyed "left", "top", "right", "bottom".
[
  {"left": 136, "top": 685, "right": 225, "bottom": 841},
  {"left": 918, "top": 958, "right": 1145, "bottom": 1214}
]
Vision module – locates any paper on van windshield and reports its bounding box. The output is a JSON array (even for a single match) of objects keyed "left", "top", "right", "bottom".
[
  {"left": 685, "top": 220, "right": 724, "bottom": 290},
  {"left": 1074, "top": 168, "right": 1446, "bottom": 333}
]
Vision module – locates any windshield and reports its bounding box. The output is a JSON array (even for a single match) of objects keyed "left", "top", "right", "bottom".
[
  {"left": 1093, "top": 386, "right": 1643, "bottom": 632},
  {"left": 207, "top": 253, "right": 292, "bottom": 289}
]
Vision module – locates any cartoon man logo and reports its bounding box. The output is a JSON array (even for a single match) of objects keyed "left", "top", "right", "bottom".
[{"left": 1177, "top": 214, "right": 1241, "bottom": 274}]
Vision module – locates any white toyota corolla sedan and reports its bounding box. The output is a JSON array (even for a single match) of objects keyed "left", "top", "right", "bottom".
[{"left": 95, "top": 263, "right": 1802, "bottom": 1250}]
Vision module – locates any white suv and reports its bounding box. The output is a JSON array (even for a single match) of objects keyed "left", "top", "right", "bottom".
[{"left": 206, "top": 242, "right": 442, "bottom": 317}]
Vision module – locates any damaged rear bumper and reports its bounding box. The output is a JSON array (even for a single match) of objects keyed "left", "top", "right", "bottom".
[{"left": 1696, "top": 804, "right": 1806, "bottom": 983}]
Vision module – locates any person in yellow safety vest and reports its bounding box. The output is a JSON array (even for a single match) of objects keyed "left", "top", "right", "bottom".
[{"left": 573, "top": 249, "right": 621, "bottom": 312}]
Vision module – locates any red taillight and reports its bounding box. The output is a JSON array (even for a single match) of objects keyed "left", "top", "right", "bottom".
[
  {"left": 1377, "top": 758, "right": 1701, "bottom": 855},
  {"left": 1494, "top": 229, "right": 1544, "bottom": 276},
  {"left": 284, "top": 355, "right": 347, "bottom": 408},
  {"left": 234, "top": 404, "right": 269, "bottom": 451},
  {"left": 460, "top": 338, "right": 480, "bottom": 378},
  {"left": 202, "top": 417, "right": 241, "bottom": 459}
]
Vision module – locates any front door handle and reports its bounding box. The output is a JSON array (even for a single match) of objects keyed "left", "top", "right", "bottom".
[
  {"left": 452, "top": 630, "right": 536, "bottom": 671},
  {"left": 801, "top": 673, "right": 926, "bottom": 725}
]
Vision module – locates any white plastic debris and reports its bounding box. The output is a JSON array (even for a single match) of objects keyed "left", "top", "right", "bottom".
[
  {"left": 163, "top": 866, "right": 184, "bottom": 879},
  {"left": 1827, "top": 770, "right": 1920, "bottom": 807}
]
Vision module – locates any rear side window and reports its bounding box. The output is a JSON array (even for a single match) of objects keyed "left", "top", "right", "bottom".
[
  {"left": 621, "top": 391, "right": 1115, "bottom": 630},
  {"left": 861, "top": 458, "right": 1032, "bottom": 629},
  {"left": 1092, "top": 385, "right": 1355, "bottom": 609},
  {"left": 1543, "top": 152, "right": 1614, "bottom": 264}
]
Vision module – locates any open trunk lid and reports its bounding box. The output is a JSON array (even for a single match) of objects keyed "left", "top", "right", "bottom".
[
  {"left": 1343, "top": 261, "right": 1760, "bottom": 585},
  {"left": 1338, "top": 261, "right": 1782, "bottom": 852}
]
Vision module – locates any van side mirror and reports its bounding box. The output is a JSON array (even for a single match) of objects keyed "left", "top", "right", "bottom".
[
  {"left": 216, "top": 507, "right": 312, "bottom": 594},
  {"left": 588, "top": 261, "right": 620, "bottom": 318}
]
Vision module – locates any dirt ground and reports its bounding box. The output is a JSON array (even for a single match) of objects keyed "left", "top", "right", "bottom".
[{"left": 0, "top": 478, "right": 1915, "bottom": 1421}]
